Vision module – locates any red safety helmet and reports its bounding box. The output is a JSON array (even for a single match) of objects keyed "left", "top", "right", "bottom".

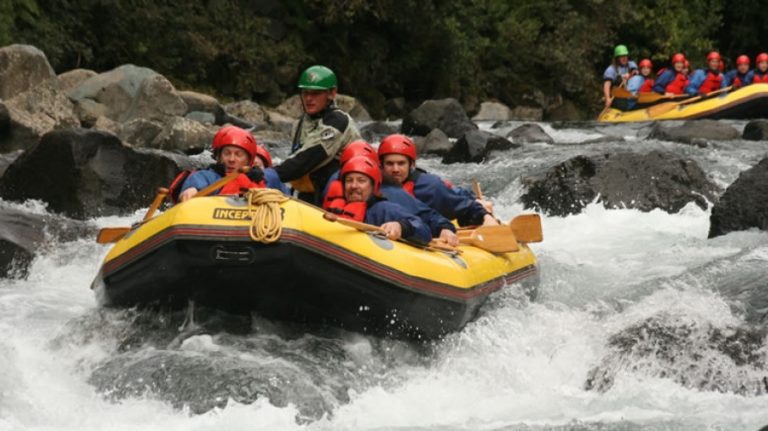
[
  {"left": 639, "top": 59, "right": 653, "bottom": 69},
  {"left": 671, "top": 53, "right": 686, "bottom": 64},
  {"left": 255, "top": 144, "right": 273, "bottom": 167},
  {"left": 341, "top": 156, "right": 382, "bottom": 195},
  {"left": 756, "top": 53, "right": 768, "bottom": 63},
  {"left": 212, "top": 126, "right": 258, "bottom": 162},
  {"left": 736, "top": 55, "right": 750, "bottom": 66},
  {"left": 378, "top": 134, "right": 417, "bottom": 162},
  {"left": 707, "top": 51, "right": 721, "bottom": 62},
  {"left": 340, "top": 140, "right": 379, "bottom": 166}
]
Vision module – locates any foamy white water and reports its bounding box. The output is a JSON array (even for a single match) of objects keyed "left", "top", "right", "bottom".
[{"left": 2, "top": 121, "right": 768, "bottom": 431}]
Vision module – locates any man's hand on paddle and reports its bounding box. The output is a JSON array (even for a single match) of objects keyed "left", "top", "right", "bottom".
[
  {"left": 380, "top": 222, "right": 403, "bottom": 240},
  {"left": 439, "top": 229, "right": 459, "bottom": 247}
]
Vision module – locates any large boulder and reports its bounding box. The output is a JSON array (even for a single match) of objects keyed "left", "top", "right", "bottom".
[
  {"left": 57, "top": 69, "right": 97, "bottom": 94},
  {"left": 359, "top": 121, "right": 399, "bottom": 143},
  {"left": 442, "top": 130, "right": 518, "bottom": 164},
  {"left": 0, "top": 81, "right": 80, "bottom": 152},
  {"left": 471, "top": 101, "right": 512, "bottom": 121},
  {"left": 649, "top": 120, "right": 740, "bottom": 146},
  {"left": 149, "top": 117, "right": 213, "bottom": 155},
  {"left": 223, "top": 100, "right": 269, "bottom": 128},
  {"left": 118, "top": 118, "right": 164, "bottom": 148},
  {"left": 69, "top": 64, "right": 187, "bottom": 123},
  {"left": 509, "top": 106, "right": 544, "bottom": 121},
  {"left": 742, "top": 120, "right": 768, "bottom": 141},
  {"left": 708, "top": 157, "right": 768, "bottom": 238},
  {"left": 0, "top": 44, "right": 56, "bottom": 100},
  {"left": 521, "top": 151, "right": 720, "bottom": 216},
  {"left": 414, "top": 128, "right": 452, "bottom": 156},
  {"left": 401, "top": 98, "right": 477, "bottom": 138},
  {"left": 506, "top": 123, "right": 554, "bottom": 144},
  {"left": 335, "top": 94, "right": 372, "bottom": 122},
  {"left": 544, "top": 100, "right": 585, "bottom": 121},
  {"left": 274, "top": 95, "right": 303, "bottom": 119},
  {"left": 0, "top": 129, "right": 196, "bottom": 219},
  {"left": 177, "top": 90, "right": 225, "bottom": 124},
  {"left": 0, "top": 150, "right": 23, "bottom": 178},
  {"left": 0, "top": 205, "right": 95, "bottom": 279}
]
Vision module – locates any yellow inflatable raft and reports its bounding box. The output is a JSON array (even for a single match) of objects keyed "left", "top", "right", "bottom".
[
  {"left": 598, "top": 83, "right": 768, "bottom": 122},
  {"left": 92, "top": 195, "right": 539, "bottom": 339}
]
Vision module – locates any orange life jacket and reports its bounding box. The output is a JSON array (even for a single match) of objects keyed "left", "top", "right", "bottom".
[
  {"left": 219, "top": 173, "right": 265, "bottom": 195},
  {"left": 666, "top": 72, "right": 689, "bottom": 95},
  {"left": 639, "top": 79, "right": 655, "bottom": 93},
  {"left": 322, "top": 179, "right": 367, "bottom": 222},
  {"left": 698, "top": 71, "right": 723, "bottom": 94},
  {"left": 753, "top": 71, "right": 768, "bottom": 84}
]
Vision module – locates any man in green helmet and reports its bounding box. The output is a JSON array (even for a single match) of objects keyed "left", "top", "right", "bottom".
[
  {"left": 273, "top": 65, "right": 362, "bottom": 204},
  {"left": 602, "top": 44, "right": 638, "bottom": 108}
]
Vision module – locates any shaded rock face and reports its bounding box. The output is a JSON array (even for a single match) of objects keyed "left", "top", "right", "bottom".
[
  {"left": 586, "top": 314, "right": 768, "bottom": 396},
  {"left": 442, "top": 130, "right": 518, "bottom": 164},
  {"left": 709, "top": 157, "right": 768, "bottom": 238},
  {"left": 649, "top": 120, "right": 740, "bottom": 146},
  {"left": 0, "top": 129, "right": 194, "bottom": 219},
  {"left": 471, "top": 101, "right": 512, "bottom": 121},
  {"left": 0, "top": 150, "right": 23, "bottom": 177},
  {"left": 359, "top": 121, "right": 398, "bottom": 143},
  {"left": 509, "top": 105, "right": 544, "bottom": 121},
  {"left": 521, "top": 151, "right": 720, "bottom": 216},
  {"left": 0, "top": 44, "right": 56, "bottom": 99},
  {"left": 69, "top": 64, "right": 187, "bottom": 123},
  {"left": 177, "top": 90, "right": 223, "bottom": 121},
  {"left": 742, "top": 120, "right": 768, "bottom": 141},
  {"left": 57, "top": 69, "right": 97, "bottom": 94},
  {"left": 506, "top": 123, "right": 554, "bottom": 144},
  {"left": 149, "top": 117, "right": 213, "bottom": 155},
  {"left": 335, "top": 94, "right": 372, "bottom": 122},
  {"left": 415, "top": 128, "right": 452, "bottom": 156},
  {"left": 401, "top": 98, "right": 477, "bottom": 138},
  {"left": 0, "top": 81, "right": 80, "bottom": 152},
  {"left": 223, "top": 100, "right": 270, "bottom": 128}
]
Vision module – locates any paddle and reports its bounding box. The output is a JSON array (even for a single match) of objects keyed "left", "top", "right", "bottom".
[
  {"left": 96, "top": 167, "right": 250, "bottom": 244},
  {"left": 611, "top": 87, "right": 634, "bottom": 99},
  {"left": 636, "top": 92, "right": 689, "bottom": 104},
  {"left": 456, "top": 226, "right": 519, "bottom": 253},
  {"left": 509, "top": 214, "right": 543, "bottom": 243},
  {"left": 648, "top": 86, "right": 732, "bottom": 117}
]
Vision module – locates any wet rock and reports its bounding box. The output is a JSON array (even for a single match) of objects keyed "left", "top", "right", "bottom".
[
  {"left": 253, "top": 130, "right": 291, "bottom": 148},
  {"left": 177, "top": 90, "right": 222, "bottom": 120},
  {"left": 472, "top": 101, "right": 512, "bottom": 121},
  {"left": 544, "top": 100, "right": 585, "bottom": 121},
  {"left": 262, "top": 108, "right": 295, "bottom": 134},
  {"left": 401, "top": 98, "right": 477, "bottom": 138},
  {"left": 57, "top": 69, "right": 97, "bottom": 94},
  {"left": 118, "top": 118, "right": 165, "bottom": 148},
  {"left": 521, "top": 151, "right": 720, "bottom": 216},
  {"left": 0, "top": 44, "right": 56, "bottom": 99},
  {"left": 384, "top": 97, "right": 406, "bottom": 119},
  {"left": 742, "top": 120, "right": 768, "bottom": 141},
  {"left": 0, "top": 129, "right": 195, "bottom": 219},
  {"left": 442, "top": 130, "right": 518, "bottom": 164},
  {"left": 415, "top": 128, "right": 451, "bottom": 156},
  {"left": 0, "top": 81, "right": 80, "bottom": 152},
  {"left": 359, "top": 121, "right": 399, "bottom": 143},
  {"left": 649, "top": 120, "right": 740, "bottom": 146},
  {"left": 336, "top": 94, "right": 372, "bottom": 122},
  {"left": 69, "top": 64, "right": 187, "bottom": 123},
  {"left": 579, "top": 135, "right": 626, "bottom": 145},
  {"left": 0, "top": 205, "right": 96, "bottom": 279},
  {"left": 274, "top": 94, "right": 303, "bottom": 119},
  {"left": 506, "top": 123, "right": 554, "bottom": 144},
  {"left": 150, "top": 117, "right": 213, "bottom": 155},
  {"left": 185, "top": 111, "right": 216, "bottom": 125},
  {"left": 586, "top": 314, "right": 768, "bottom": 395},
  {"left": 0, "top": 150, "right": 23, "bottom": 178},
  {"left": 509, "top": 105, "right": 544, "bottom": 121},
  {"left": 708, "top": 157, "right": 768, "bottom": 238},
  {"left": 223, "top": 100, "right": 269, "bottom": 128}
]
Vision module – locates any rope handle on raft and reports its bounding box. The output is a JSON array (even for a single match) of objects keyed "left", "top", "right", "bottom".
[{"left": 244, "top": 188, "right": 289, "bottom": 243}]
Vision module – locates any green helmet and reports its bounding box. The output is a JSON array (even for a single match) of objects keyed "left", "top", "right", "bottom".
[
  {"left": 297, "top": 65, "right": 337, "bottom": 90},
  {"left": 614, "top": 44, "right": 629, "bottom": 57}
]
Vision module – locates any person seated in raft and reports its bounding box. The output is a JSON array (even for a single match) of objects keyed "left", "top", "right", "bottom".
[
  {"left": 272, "top": 65, "right": 362, "bottom": 205},
  {"left": 177, "top": 126, "right": 267, "bottom": 202},
  {"left": 323, "top": 140, "right": 460, "bottom": 247},
  {"left": 685, "top": 51, "right": 727, "bottom": 96},
  {"left": 682, "top": 60, "right": 690, "bottom": 77},
  {"left": 377, "top": 134, "right": 498, "bottom": 227},
  {"left": 327, "top": 155, "right": 432, "bottom": 244},
  {"left": 250, "top": 141, "right": 290, "bottom": 196},
  {"left": 752, "top": 53, "right": 768, "bottom": 84},
  {"left": 724, "top": 55, "right": 754, "bottom": 89},
  {"left": 626, "top": 58, "right": 655, "bottom": 96},
  {"left": 602, "top": 44, "right": 638, "bottom": 108},
  {"left": 652, "top": 53, "right": 689, "bottom": 96}
]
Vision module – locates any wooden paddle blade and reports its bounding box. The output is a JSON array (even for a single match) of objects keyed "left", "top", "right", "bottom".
[
  {"left": 459, "top": 225, "right": 519, "bottom": 253},
  {"left": 509, "top": 214, "right": 543, "bottom": 243},
  {"left": 611, "top": 87, "right": 634, "bottom": 99},
  {"left": 647, "top": 100, "right": 682, "bottom": 117},
  {"left": 96, "top": 227, "right": 131, "bottom": 244}
]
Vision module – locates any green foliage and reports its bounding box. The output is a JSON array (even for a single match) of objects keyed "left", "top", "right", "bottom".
[{"left": 0, "top": 0, "right": 761, "bottom": 117}]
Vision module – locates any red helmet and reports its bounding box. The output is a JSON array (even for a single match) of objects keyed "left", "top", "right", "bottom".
[
  {"left": 684, "top": 60, "right": 690, "bottom": 69},
  {"left": 671, "top": 53, "right": 686, "bottom": 64},
  {"left": 340, "top": 140, "right": 379, "bottom": 166},
  {"left": 212, "top": 126, "right": 258, "bottom": 162},
  {"left": 378, "top": 134, "right": 417, "bottom": 162},
  {"left": 736, "top": 55, "right": 750, "bottom": 66},
  {"left": 341, "top": 156, "right": 382, "bottom": 195},
  {"left": 639, "top": 59, "right": 652, "bottom": 68},
  {"left": 255, "top": 144, "right": 273, "bottom": 167},
  {"left": 757, "top": 53, "right": 768, "bottom": 63},
  {"left": 707, "top": 51, "right": 721, "bottom": 62}
]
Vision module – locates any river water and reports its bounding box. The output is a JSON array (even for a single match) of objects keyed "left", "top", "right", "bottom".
[{"left": 1, "top": 120, "right": 767, "bottom": 430}]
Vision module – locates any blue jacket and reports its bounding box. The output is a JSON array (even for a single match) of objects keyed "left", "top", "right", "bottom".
[
  {"left": 652, "top": 69, "right": 675, "bottom": 94},
  {"left": 381, "top": 184, "right": 456, "bottom": 237},
  {"left": 724, "top": 69, "right": 754, "bottom": 87},
  {"left": 410, "top": 169, "right": 488, "bottom": 226},
  {"left": 365, "top": 197, "right": 432, "bottom": 245},
  {"left": 685, "top": 69, "right": 726, "bottom": 95},
  {"left": 181, "top": 166, "right": 289, "bottom": 196},
  {"left": 264, "top": 167, "right": 290, "bottom": 195},
  {"left": 626, "top": 75, "right": 647, "bottom": 96}
]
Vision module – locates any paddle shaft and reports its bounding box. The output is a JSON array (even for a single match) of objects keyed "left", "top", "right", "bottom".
[
  {"left": 143, "top": 187, "right": 169, "bottom": 221},
  {"left": 648, "top": 85, "right": 732, "bottom": 116}
]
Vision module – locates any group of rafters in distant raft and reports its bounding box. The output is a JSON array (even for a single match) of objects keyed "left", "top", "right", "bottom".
[
  {"left": 602, "top": 44, "right": 768, "bottom": 110},
  {"left": 167, "top": 65, "right": 498, "bottom": 247}
]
